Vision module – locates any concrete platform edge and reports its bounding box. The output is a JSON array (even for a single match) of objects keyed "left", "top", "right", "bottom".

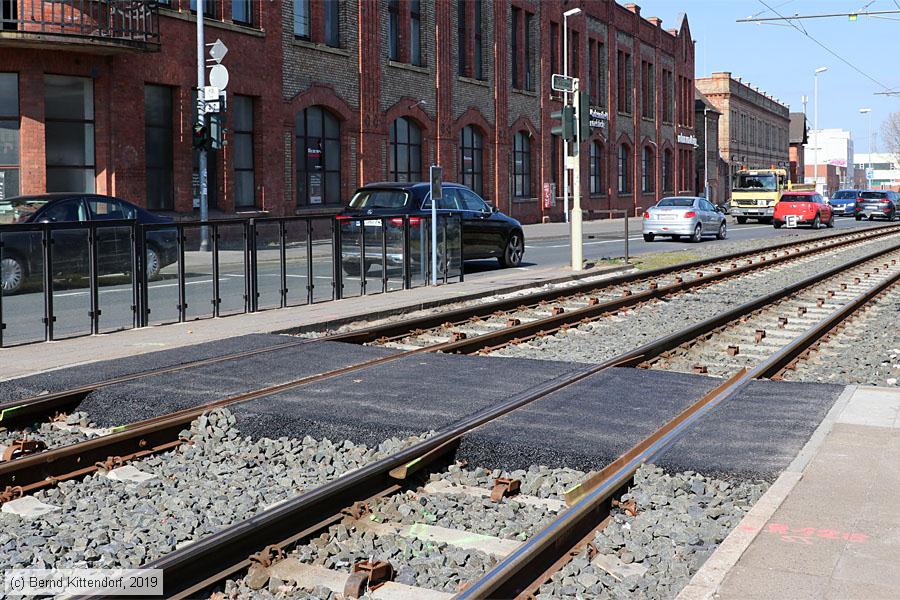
[
  {"left": 675, "top": 384, "right": 858, "bottom": 600},
  {"left": 270, "top": 264, "right": 632, "bottom": 335}
]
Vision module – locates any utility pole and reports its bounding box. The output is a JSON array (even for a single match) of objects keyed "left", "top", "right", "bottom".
[
  {"left": 813, "top": 67, "right": 827, "bottom": 194},
  {"left": 562, "top": 7, "right": 582, "bottom": 223},
  {"left": 197, "top": 4, "right": 209, "bottom": 250},
  {"left": 571, "top": 84, "right": 583, "bottom": 271},
  {"left": 703, "top": 106, "right": 709, "bottom": 201}
]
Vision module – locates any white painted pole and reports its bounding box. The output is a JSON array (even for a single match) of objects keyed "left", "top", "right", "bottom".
[
  {"left": 562, "top": 15, "right": 570, "bottom": 224},
  {"left": 572, "top": 83, "right": 583, "bottom": 271},
  {"left": 197, "top": 3, "right": 209, "bottom": 250}
]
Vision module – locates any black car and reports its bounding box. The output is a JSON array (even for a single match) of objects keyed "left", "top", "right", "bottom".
[
  {"left": 0, "top": 194, "right": 177, "bottom": 294},
  {"left": 337, "top": 182, "right": 525, "bottom": 274},
  {"left": 855, "top": 190, "right": 899, "bottom": 221}
]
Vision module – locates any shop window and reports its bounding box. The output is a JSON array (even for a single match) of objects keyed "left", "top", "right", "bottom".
[
  {"left": 44, "top": 75, "right": 95, "bottom": 193},
  {"left": 296, "top": 106, "right": 341, "bottom": 206}
]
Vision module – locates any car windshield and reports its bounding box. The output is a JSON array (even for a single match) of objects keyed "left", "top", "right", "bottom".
[
  {"left": 0, "top": 197, "right": 50, "bottom": 224},
  {"left": 348, "top": 189, "right": 410, "bottom": 209},
  {"left": 780, "top": 195, "right": 814, "bottom": 202},
  {"left": 657, "top": 198, "right": 695, "bottom": 208},
  {"left": 735, "top": 174, "right": 776, "bottom": 191},
  {"left": 860, "top": 191, "right": 888, "bottom": 199},
  {"left": 831, "top": 191, "right": 857, "bottom": 200}
]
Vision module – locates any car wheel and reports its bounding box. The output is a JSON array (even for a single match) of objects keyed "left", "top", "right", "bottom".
[
  {"left": 145, "top": 245, "right": 162, "bottom": 281},
  {"left": 855, "top": 215, "right": 863, "bottom": 221},
  {"left": 499, "top": 232, "right": 525, "bottom": 268},
  {"left": 643, "top": 233, "right": 655, "bottom": 242},
  {"left": 736, "top": 216, "right": 747, "bottom": 224},
  {"left": 890, "top": 210, "right": 897, "bottom": 222},
  {"left": 868, "top": 215, "right": 874, "bottom": 221},
  {"left": 716, "top": 221, "right": 727, "bottom": 240},
  {"left": 826, "top": 213, "right": 835, "bottom": 228},
  {"left": 1, "top": 255, "right": 25, "bottom": 294},
  {"left": 690, "top": 224, "right": 703, "bottom": 243},
  {"left": 812, "top": 214, "right": 821, "bottom": 229}
]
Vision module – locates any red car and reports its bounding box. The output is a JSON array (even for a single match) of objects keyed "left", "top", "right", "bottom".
[{"left": 773, "top": 192, "right": 834, "bottom": 229}]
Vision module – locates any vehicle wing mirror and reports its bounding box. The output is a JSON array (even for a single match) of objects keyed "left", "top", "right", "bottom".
[{"left": 490, "top": 204, "right": 500, "bottom": 213}]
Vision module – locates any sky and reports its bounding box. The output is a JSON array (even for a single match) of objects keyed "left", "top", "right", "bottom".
[{"left": 625, "top": 0, "right": 900, "bottom": 157}]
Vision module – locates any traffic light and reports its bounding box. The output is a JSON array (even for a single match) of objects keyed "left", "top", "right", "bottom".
[
  {"left": 578, "top": 91, "right": 591, "bottom": 141},
  {"left": 550, "top": 105, "right": 575, "bottom": 142},
  {"left": 208, "top": 112, "right": 227, "bottom": 151},
  {"left": 192, "top": 121, "right": 209, "bottom": 149}
]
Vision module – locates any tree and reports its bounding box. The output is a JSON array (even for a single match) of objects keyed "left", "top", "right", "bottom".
[{"left": 881, "top": 112, "right": 900, "bottom": 165}]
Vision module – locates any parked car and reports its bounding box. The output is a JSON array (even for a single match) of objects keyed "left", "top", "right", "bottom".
[
  {"left": 337, "top": 182, "right": 525, "bottom": 274},
  {"left": 773, "top": 192, "right": 834, "bottom": 229},
  {"left": 642, "top": 196, "right": 727, "bottom": 243},
  {"left": 0, "top": 194, "right": 177, "bottom": 294},
  {"left": 829, "top": 189, "right": 864, "bottom": 217},
  {"left": 855, "top": 190, "right": 899, "bottom": 221}
]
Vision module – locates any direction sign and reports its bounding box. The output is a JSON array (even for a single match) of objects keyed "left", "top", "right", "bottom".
[{"left": 551, "top": 74, "right": 575, "bottom": 93}]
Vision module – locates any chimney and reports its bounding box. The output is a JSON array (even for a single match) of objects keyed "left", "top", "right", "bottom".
[
  {"left": 625, "top": 4, "right": 641, "bottom": 15},
  {"left": 648, "top": 16, "right": 662, "bottom": 27}
]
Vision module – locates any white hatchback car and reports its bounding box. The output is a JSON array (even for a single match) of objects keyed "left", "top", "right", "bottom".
[{"left": 642, "top": 196, "right": 727, "bottom": 243}]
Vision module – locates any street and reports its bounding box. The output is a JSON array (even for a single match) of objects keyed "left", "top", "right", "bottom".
[{"left": 0, "top": 217, "right": 878, "bottom": 346}]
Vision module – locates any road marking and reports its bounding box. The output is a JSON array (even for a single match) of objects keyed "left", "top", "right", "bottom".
[{"left": 526, "top": 224, "right": 773, "bottom": 248}]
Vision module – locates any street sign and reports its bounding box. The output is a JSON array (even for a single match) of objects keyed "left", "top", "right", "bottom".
[
  {"left": 209, "top": 64, "right": 229, "bottom": 90},
  {"left": 204, "top": 100, "right": 220, "bottom": 114},
  {"left": 589, "top": 107, "right": 608, "bottom": 129},
  {"left": 208, "top": 38, "right": 228, "bottom": 62},
  {"left": 866, "top": 168, "right": 875, "bottom": 179},
  {"left": 551, "top": 74, "right": 575, "bottom": 93}
]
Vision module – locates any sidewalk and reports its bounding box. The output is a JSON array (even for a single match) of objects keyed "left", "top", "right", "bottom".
[
  {"left": 678, "top": 385, "right": 900, "bottom": 600},
  {"left": 0, "top": 262, "right": 628, "bottom": 380}
]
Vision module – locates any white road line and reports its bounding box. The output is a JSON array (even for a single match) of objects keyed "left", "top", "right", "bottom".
[{"left": 526, "top": 224, "right": 774, "bottom": 248}]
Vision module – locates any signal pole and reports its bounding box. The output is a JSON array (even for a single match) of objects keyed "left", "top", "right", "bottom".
[
  {"left": 571, "top": 83, "right": 583, "bottom": 271},
  {"left": 197, "top": 4, "right": 209, "bottom": 250}
]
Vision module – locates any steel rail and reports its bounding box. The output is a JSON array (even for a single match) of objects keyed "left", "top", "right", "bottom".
[
  {"left": 80, "top": 242, "right": 900, "bottom": 600},
  {"left": 3, "top": 224, "right": 897, "bottom": 431},
  {"left": 330, "top": 224, "right": 900, "bottom": 346},
  {"left": 455, "top": 259, "right": 900, "bottom": 600},
  {"left": 4, "top": 236, "right": 900, "bottom": 499}
]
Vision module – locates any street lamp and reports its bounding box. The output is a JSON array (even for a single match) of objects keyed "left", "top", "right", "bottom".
[
  {"left": 859, "top": 108, "right": 872, "bottom": 189},
  {"left": 562, "top": 7, "right": 581, "bottom": 225},
  {"left": 813, "top": 66, "right": 828, "bottom": 195}
]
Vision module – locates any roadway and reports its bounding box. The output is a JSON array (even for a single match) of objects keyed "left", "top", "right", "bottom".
[{"left": 0, "top": 216, "right": 882, "bottom": 346}]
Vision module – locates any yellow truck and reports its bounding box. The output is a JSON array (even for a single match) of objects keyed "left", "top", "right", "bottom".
[{"left": 730, "top": 168, "right": 815, "bottom": 224}]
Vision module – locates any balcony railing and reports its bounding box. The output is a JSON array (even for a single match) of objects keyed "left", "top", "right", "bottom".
[{"left": 0, "top": 0, "right": 160, "bottom": 51}]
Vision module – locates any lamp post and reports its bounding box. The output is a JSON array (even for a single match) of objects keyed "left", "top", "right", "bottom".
[
  {"left": 812, "top": 66, "right": 827, "bottom": 194},
  {"left": 562, "top": 7, "right": 581, "bottom": 225},
  {"left": 859, "top": 108, "right": 872, "bottom": 189}
]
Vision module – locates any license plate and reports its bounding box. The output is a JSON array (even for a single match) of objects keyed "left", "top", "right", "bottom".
[
  {"left": 363, "top": 219, "right": 382, "bottom": 227},
  {"left": 660, "top": 214, "right": 677, "bottom": 220},
  {"left": 786, "top": 215, "right": 799, "bottom": 228}
]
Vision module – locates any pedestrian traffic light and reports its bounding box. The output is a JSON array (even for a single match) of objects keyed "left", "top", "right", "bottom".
[
  {"left": 192, "top": 121, "right": 209, "bottom": 149},
  {"left": 578, "top": 91, "right": 591, "bottom": 141},
  {"left": 550, "top": 106, "right": 575, "bottom": 142}
]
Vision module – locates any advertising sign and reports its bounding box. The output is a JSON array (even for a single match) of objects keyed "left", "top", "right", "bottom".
[
  {"left": 542, "top": 182, "right": 557, "bottom": 209},
  {"left": 589, "top": 107, "right": 608, "bottom": 130}
]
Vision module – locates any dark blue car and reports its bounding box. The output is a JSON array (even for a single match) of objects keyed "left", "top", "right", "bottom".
[
  {"left": 1, "top": 194, "right": 177, "bottom": 294},
  {"left": 337, "top": 182, "right": 525, "bottom": 275},
  {"left": 829, "top": 190, "right": 863, "bottom": 217}
]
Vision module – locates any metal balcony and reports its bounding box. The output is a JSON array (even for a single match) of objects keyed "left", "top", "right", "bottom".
[{"left": 0, "top": 0, "right": 160, "bottom": 53}]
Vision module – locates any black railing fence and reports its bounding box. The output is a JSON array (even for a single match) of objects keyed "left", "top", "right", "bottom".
[
  {"left": 0, "top": 0, "right": 160, "bottom": 45},
  {"left": 0, "top": 214, "right": 463, "bottom": 347}
]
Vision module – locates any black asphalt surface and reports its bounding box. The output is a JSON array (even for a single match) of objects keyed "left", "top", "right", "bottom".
[
  {"left": 657, "top": 378, "right": 843, "bottom": 481},
  {"left": 230, "top": 352, "right": 577, "bottom": 446},
  {"left": 0, "top": 333, "right": 300, "bottom": 401}
]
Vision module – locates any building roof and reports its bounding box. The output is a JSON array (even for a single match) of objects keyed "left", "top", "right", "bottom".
[
  {"left": 790, "top": 113, "right": 808, "bottom": 145},
  {"left": 694, "top": 89, "right": 721, "bottom": 114}
]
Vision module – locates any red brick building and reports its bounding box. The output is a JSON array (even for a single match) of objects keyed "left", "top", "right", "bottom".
[{"left": 0, "top": 0, "right": 696, "bottom": 223}]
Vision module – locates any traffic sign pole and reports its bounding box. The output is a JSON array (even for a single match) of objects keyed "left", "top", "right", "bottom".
[
  {"left": 197, "top": 4, "right": 209, "bottom": 250},
  {"left": 571, "top": 81, "right": 583, "bottom": 272}
]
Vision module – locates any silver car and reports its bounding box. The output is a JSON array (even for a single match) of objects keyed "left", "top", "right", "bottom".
[{"left": 642, "top": 196, "right": 727, "bottom": 243}]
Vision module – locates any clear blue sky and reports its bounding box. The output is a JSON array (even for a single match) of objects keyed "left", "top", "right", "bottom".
[{"left": 627, "top": 0, "right": 900, "bottom": 156}]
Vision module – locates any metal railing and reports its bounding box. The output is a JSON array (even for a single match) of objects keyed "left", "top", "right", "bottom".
[
  {"left": 0, "top": 0, "right": 160, "bottom": 47},
  {"left": 0, "top": 214, "right": 462, "bottom": 347}
]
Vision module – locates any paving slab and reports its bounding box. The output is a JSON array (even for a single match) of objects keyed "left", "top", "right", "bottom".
[{"left": 680, "top": 386, "right": 900, "bottom": 600}]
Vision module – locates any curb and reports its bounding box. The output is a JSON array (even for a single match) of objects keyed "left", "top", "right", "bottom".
[
  {"left": 273, "top": 263, "right": 633, "bottom": 336},
  {"left": 675, "top": 384, "right": 858, "bottom": 600}
]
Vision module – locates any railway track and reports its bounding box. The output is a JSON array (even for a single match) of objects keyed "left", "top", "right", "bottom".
[
  {"left": 2, "top": 225, "right": 896, "bottom": 473},
  {"left": 54, "top": 235, "right": 900, "bottom": 600}
]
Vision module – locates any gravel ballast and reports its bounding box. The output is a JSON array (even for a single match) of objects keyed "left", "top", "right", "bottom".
[
  {"left": 490, "top": 234, "right": 900, "bottom": 364},
  {"left": 0, "top": 411, "right": 106, "bottom": 453},
  {"left": 536, "top": 464, "right": 768, "bottom": 600},
  {"left": 0, "top": 409, "right": 430, "bottom": 574}
]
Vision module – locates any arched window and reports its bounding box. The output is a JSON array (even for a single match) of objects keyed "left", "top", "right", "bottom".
[
  {"left": 512, "top": 131, "right": 531, "bottom": 198},
  {"left": 617, "top": 143, "right": 631, "bottom": 194},
  {"left": 389, "top": 117, "right": 422, "bottom": 182},
  {"left": 663, "top": 148, "right": 673, "bottom": 192},
  {"left": 642, "top": 146, "right": 655, "bottom": 193},
  {"left": 459, "top": 125, "right": 484, "bottom": 196},
  {"left": 296, "top": 106, "right": 341, "bottom": 205},
  {"left": 590, "top": 141, "right": 603, "bottom": 195}
]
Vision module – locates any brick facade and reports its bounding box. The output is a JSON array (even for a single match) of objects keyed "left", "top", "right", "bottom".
[
  {"left": 2, "top": 0, "right": 695, "bottom": 224},
  {"left": 696, "top": 72, "right": 790, "bottom": 199}
]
